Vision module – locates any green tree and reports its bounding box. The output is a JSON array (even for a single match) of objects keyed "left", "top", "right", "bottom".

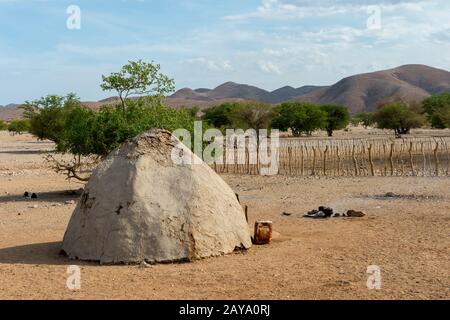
[
  {"left": 227, "top": 101, "right": 274, "bottom": 142},
  {"left": 22, "top": 93, "right": 81, "bottom": 142},
  {"left": 0, "top": 120, "right": 8, "bottom": 130},
  {"left": 56, "top": 97, "right": 197, "bottom": 157},
  {"left": 321, "top": 104, "right": 350, "bottom": 136},
  {"left": 430, "top": 108, "right": 450, "bottom": 129},
  {"left": 422, "top": 93, "right": 450, "bottom": 129},
  {"left": 373, "top": 102, "right": 426, "bottom": 137},
  {"left": 353, "top": 112, "right": 375, "bottom": 129},
  {"left": 271, "top": 102, "right": 327, "bottom": 136},
  {"left": 101, "top": 60, "right": 175, "bottom": 111},
  {"left": 202, "top": 102, "right": 240, "bottom": 129},
  {"left": 8, "top": 119, "right": 31, "bottom": 135}
]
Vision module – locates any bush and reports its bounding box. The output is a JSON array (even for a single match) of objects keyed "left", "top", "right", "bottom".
[
  {"left": 352, "top": 112, "right": 375, "bottom": 128},
  {"left": 202, "top": 102, "right": 240, "bottom": 129},
  {"left": 8, "top": 119, "right": 31, "bottom": 135},
  {"left": 373, "top": 102, "right": 426, "bottom": 137},
  {"left": 0, "top": 120, "right": 8, "bottom": 131},
  {"left": 23, "top": 93, "right": 81, "bottom": 142},
  {"left": 321, "top": 104, "right": 350, "bottom": 136},
  {"left": 271, "top": 102, "right": 327, "bottom": 136},
  {"left": 422, "top": 93, "right": 450, "bottom": 129},
  {"left": 54, "top": 97, "right": 197, "bottom": 157}
]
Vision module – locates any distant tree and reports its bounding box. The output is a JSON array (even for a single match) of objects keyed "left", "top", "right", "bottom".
[
  {"left": 353, "top": 112, "right": 375, "bottom": 129},
  {"left": 202, "top": 102, "right": 240, "bottom": 129},
  {"left": 0, "top": 120, "right": 8, "bottom": 131},
  {"left": 228, "top": 101, "right": 274, "bottom": 143},
  {"left": 422, "top": 93, "right": 450, "bottom": 129},
  {"left": 430, "top": 108, "right": 450, "bottom": 129},
  {"left": 183, "top": 106, "right": 200, "bottom": 119},
  {"left": 101, "top": 60, "right": 175, "bottom": 111},
  {"left": 8, "top": 119, "right": 31, "bottom": 135},
  {"left": 22, "top": 93, "right": 81, "bottom": 143},
  {"left": 271, "top": 102, "right": 327, "bottom": 136},
  {"left": 373, "top": 102, "right": 426, "bottom": 137},
  {"left": 320, "top": 104, "right": 350, "bottom": 136}
]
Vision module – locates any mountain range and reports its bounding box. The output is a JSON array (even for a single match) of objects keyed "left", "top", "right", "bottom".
[{"left": 1, "top": 64, "right": 449, "bottom": 121}]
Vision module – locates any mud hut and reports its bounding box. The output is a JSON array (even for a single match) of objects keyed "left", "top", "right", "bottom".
[{"left": 61, "top": 129, "right": 251, "bottom": 264}]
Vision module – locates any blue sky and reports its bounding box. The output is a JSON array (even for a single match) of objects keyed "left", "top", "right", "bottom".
[{"left": 0, "top": 0, "right": 449, "bottom": 104}]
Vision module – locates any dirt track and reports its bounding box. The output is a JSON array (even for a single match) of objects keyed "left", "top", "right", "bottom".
[{"left": 0, "top": 132, "right": 449, "bottom": 299}]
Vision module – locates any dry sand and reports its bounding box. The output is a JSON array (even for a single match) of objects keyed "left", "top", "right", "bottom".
[{"left": 0, "top": 131, "right": 449, "bottom": 300}]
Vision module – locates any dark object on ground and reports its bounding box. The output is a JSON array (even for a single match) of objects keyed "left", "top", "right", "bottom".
[
  {"left": 282, "top": 212, "right": 293, "bottom": 216},
  {"left": 31, "top": 193, "right": 38, "bottom": 199},
  {"left": 385, "top": 192, "right": 396, "bottom": 198},
  {"left": 304, "top": 206, "right": 365, "bottom": 219},
  {"left": 346, "top": 210, "right": 366, "bottom": 217},
  {"left": 320, "top": 207, "right": 334, "bottom": 217},
  {"left": 23, "top": 192, "right": 30, "bottom": 198},
  {"left": 304, "top": 210, "right": 326, "bottom": 219}
]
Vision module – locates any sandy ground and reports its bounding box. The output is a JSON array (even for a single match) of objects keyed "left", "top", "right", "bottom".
[{"left": 0, "top": 131, "right": 449, "bottom": 300}]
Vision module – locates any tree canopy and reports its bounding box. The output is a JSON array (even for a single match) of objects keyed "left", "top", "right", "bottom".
[
  {"left": 320, "top": 104, "right": 350, "bottom": 136},
  {"left": 373, "top": 102, "right": 426, "bottom": 137},
  {"left": 422, "top": 93, "right": 450, "bottom": 129},
  {"left": 271, "top": 102, "right": 327, "bottom": 136},
  {"left": 101, "top": 60, "right": 175, "bottom": 111}
]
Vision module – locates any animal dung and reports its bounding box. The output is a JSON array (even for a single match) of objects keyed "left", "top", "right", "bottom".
[{"left": 254, "top": 221, "right": 273, "bottom": 245}]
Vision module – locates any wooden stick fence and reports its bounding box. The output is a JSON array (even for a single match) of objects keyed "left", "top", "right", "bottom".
[{"left": 211, "top": 136, "right": 450, "bottom": 177}]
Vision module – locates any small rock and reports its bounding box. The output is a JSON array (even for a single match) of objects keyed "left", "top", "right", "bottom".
[
  {"left": 332, "top": 213, "right": 341, "bottom": 218},
  {"left": 29, "top": 205, "right": 39, "bottom": 209},
  {"left": 385, "top": 192, "right": 396, "bottom": 198},
  {"left": 139, "top": 261, "right": 152, "bottom": 268},
  {"left": 23, "top": 192, "right": 30, "bottom": 198},
  {"left": 65, "top": 200, "right": 75, "bottom": 205},
  {"left": 282, "top": 212, "right": 292, "bottom": 216},
  {"left": 31, "top": 193, "right": 38, "bottom": 199},
  {"left": 346, "top": 210, "right": 365, "bottom": 217}
]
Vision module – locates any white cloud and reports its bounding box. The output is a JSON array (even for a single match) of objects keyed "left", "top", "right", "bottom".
[
  {"left": 223, "top": 0, "right": 434, "bottom": 21},
  {"left": 186, "top": 57, "right": 233, "bottom": 72},
  {"left": 258, "top": 61, "right": 282, "bottom": 75}
]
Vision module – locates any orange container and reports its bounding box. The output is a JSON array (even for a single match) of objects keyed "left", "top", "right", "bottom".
[{"left": 254, "top": 221, "right": 273, "bottom": 245}]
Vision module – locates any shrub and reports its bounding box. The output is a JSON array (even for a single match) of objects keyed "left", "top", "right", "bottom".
[
  {"left": 0, "top": 120, "right": 8, "bottom": 131},
  {"left": 352, "top": 112, "right": 375, "bottom": 129},
  {"left": 271, "top": 102, "right": 327, "bottom": 136},
  {"left": 8, "top": 119, "right": 31, "bottom": 135},
  {"left": 22, "top": 93, "right": 80, "bottom": 142},
  {"left": 422, "top": 93, "right": 450, "bottom": 129},
  {"left": 321, "top": 104, "right": 350, "bottom": 136},
  {"left": 202, "top": 102, "right": 240, "bottom": 129},
  {"left": 373, "top": 102, "right": 426, "bottom": 137}
]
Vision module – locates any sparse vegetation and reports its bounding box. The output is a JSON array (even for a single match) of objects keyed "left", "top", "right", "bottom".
[
  {"left": 271, "top": 102, "right": 327, "bottom": 136},
  {"left": 422, "top": 93, "right": 450, "bottom": 129},
  {"left": 202, "top": 102, "right": 239, "bottom": 129},
  {"left": 7, "top": 119, "right": 30, "bottom": 135},
  {"left": 352, "top": 112, "right": 375, "bottom": 129},
  {"left": 0, "top": 120, "right": 8, "bottom": 131},
  {"left": 373, "top": 102, "right": 426, "bottom": 137},
  {"left": 320, "top": 104, "right": 350, "bottom": 137}
]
